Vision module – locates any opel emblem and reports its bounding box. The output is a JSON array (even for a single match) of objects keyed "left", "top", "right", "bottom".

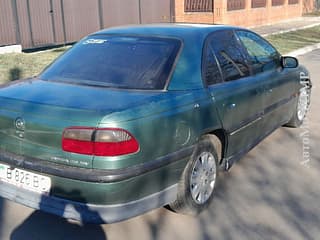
[{"left": 15, "top": 117, "right": 25, "bottom": 131}]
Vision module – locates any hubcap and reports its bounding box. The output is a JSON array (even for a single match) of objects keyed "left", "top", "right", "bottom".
[
  {"left": 190, "top": 152, "right": 217, "bottom": 204},
  {"left": 297, "top": 87, "right": 310, "bottom": 121}
]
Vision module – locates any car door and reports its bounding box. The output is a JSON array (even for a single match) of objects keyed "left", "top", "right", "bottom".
[
  {"left": 205, "top": 30, "right": 264, "bottom": 160},
  {"left": 235, "top": 30, "right": 297, "bottom": 134}
]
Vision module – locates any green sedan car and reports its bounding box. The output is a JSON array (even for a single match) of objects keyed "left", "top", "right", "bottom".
[{"left": 0, "top": 24, "right": 312, "bottom": 223}]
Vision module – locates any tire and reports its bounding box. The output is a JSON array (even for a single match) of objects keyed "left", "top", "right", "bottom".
[
  {"left": 169, "top": 135, "right": 219, "bottom": 215},
  {"left": 285, "top": 86, "right": 311, "bottom": 128}
]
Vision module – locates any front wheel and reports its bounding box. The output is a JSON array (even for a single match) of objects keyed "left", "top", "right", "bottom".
[
  {"left": 285, "top": 86, "right": 311, "bottom": 128},
  {"left": 169, "top": 135, "right": 219, "bottom": 215}
]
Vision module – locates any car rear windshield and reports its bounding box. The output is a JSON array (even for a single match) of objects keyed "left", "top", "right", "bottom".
[{"left": 40, "top": 35, "right": 181, "bottom": 90}]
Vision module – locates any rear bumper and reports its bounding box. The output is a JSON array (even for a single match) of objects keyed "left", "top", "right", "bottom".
[
  {"left": 0, "top": 148, "right": 191, "bottom": 222},
  {"left": 0, "top": 180, "right": 177, "bottom": 224},
  {"left": 0, "top": 147, "right": 193, "bottom": 183}
]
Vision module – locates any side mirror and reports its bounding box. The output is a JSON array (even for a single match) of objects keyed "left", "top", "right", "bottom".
[{"left": 281, "top": 56, "right": 299, "bottom": 68}]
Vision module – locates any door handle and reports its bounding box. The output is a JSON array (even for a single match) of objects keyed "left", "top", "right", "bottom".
[{"left": 228, "top": 103, "right": 236, "bottom": 109}]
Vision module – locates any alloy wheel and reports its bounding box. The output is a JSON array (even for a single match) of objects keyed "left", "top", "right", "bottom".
[
  {"left": 297, "top": 87, "right": 310, "bottom": 121},
  {"left": 190, "top": 151, "right": 217, "bottom": 205}
]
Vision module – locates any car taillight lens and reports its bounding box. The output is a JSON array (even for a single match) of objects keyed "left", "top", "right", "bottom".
[{"left": 62, "top": 127, "right": 139, "bottom": 156}]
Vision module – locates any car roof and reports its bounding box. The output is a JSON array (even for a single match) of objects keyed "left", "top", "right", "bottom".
[
  {"left": 92, "top": 24, "right": 246, "bottom": 90},
  {"left": 95, "top": 23, "right": 242, "bottom": 40}
]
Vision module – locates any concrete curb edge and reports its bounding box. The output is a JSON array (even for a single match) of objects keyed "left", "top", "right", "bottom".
[
  {"left": 286, "top": 43, "right": 320, "bottom": 57},
  {"left": 0, "top": 45, "right": 22, "bottom": 54}
]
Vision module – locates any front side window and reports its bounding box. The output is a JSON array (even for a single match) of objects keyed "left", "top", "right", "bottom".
[
  {"left": 236, "top": 30, "right": 280, "bottom": 74},
  {"left": 209, "top": 30, "right": 250, "bottom": 82},
  {"left": 40, "top": 36, "right": 181, "bottom": 90}
]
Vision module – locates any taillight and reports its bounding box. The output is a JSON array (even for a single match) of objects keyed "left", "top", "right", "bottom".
[{"left": 62, "top": 127, "right": 139, "bottom": 156}]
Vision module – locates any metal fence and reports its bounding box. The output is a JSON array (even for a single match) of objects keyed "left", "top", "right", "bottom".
[
  {"left": 252, "top": 0, "right": 267, "bottom": 8},
  {"left": 288, "top": 0, "right": 299, "bottom": 4},
  {"left": 272, "top": 0, "right": 285, "bottom": 6},
  {"left": 0, "top": 0, "right": 174, "bottom": 49},
  {"left": 184, "top": 0, "right": 213, "bottom": 12},
  {"left": 227, "top": 0, "right": 246, "bottom": 11}
]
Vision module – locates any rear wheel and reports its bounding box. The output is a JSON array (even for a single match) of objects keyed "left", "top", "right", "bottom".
[
  {"left": 285, "top": 86, "right": 311, "bottom": 128},
  {"left": 169, "top": 135, "right": 219, "bottom": 215}
]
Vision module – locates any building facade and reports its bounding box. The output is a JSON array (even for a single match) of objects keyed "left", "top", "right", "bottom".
[{"left": 176, "top": 0, "right": 316, "bottom": 27}]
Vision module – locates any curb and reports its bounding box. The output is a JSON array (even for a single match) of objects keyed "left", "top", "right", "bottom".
[
  {"left": 0, "top": 45, "right": 22, "bottom": 54},
  {"left": 286, "top": 43, "right": 320, "bottom": 57}
]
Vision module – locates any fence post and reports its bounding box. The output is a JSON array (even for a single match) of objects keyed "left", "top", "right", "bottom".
[
  {"left": 26, "top": 0, "right": 35, "bottom": 47},
  {"left": 11, "top": 0, "right": 21, "bottom": 45},
  {"left": 138, "top": 0, "right": 142, "bottom": 24},
  {"left": 170, "top": 0, "right": 175, "bottom": 22},
  {"left": 60, "top": 0, "right": 67, "bottom": 44},
  {"left": 49, "top": 0, "right": 57, "bottom": 43},
  {"left": 98, "top": 0, "right": 104, "bottom": 29}
]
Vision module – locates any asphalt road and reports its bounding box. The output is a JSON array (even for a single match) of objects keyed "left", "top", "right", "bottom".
[{"left": 0, "top": 50, "right": 319, "bottom": 240}]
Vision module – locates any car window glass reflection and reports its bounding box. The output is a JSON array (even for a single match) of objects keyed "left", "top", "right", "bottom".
[
  {"left": 203, "top": 46, "right": 223, "bottom": 85},
  {"left": 40, "top": 36, "right": 181, "bottom": 90},
  {"left": 236, "top": 30, "right": 280, "bottom": 74},
  {"left": 209, "top": 30, "right": 250, "bottom": 82}
]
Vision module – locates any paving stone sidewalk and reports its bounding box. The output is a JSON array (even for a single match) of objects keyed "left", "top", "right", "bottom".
[{"left": 251, "top": 16, "right": 320, "bottom": 36}]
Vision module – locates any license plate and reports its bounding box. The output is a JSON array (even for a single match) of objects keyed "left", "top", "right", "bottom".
[{"left": 0, "top": 163, "right": 51, "bottom": 194}]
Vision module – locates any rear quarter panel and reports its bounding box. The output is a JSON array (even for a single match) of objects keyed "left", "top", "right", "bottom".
[{"left": 93, "top": 89, "right": 222, "bottom": 170}]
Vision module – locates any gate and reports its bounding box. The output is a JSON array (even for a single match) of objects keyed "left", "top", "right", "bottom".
[
  {"left": 0, "top": 0, "right": 19, "bottom": 46},
  {"left": 140, "top": 0, "right": 173, "bottom": 23},
  {"left": 0, "top": 0, "right": 174, "bottom": 50},
  {"left": 27, "top": 0, "right": 55, "bottom": 46},
  {"left": 101, "top": 0, "right": 173, "bottom": 28},
  {"left": 10, "top": 0, "right": 56, "bottom": 49}
]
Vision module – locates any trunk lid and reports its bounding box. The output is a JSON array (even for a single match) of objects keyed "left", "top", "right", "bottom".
[{"left": 0, "top": 79, "right": 162, "bottom": 168}]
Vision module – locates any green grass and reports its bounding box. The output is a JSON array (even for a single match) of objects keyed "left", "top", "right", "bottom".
[
  {"left": 1, "top": 25, "right": 320, "bottom": 84},
  {"left": 0, "top": 46, "right": 69, "bottom": 84},
  {"left": 266, "top": 25, "right": 320, "bottom": 54}
]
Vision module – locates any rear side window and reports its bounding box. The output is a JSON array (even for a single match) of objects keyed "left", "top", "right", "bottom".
[
  {"left": 236, "top": 30, "right": 280, "bottom": 74},
  {"left": 209, "top": 30, "right": 250, "bottom": 82},
  {"left": 202, "top": 45, "right": 223, "bottom": 86},
  {"left": 40, "top": 36, "right": 181, "bottom": 90}
]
